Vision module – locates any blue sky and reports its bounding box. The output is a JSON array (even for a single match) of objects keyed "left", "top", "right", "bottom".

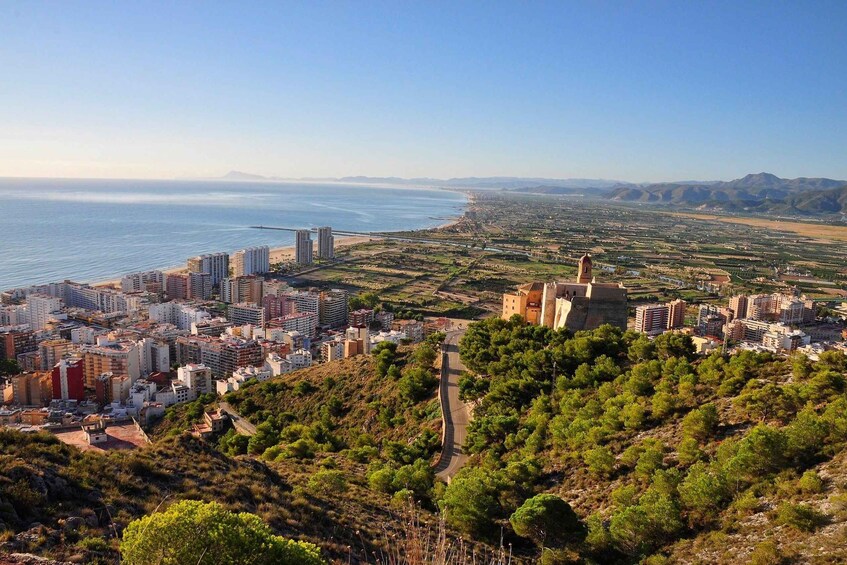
[{"left": 1, "top": 1, "right": 846, "bottom": 182}]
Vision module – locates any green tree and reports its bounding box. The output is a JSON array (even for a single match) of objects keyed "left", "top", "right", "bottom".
[
  {"left": 439, "top": 467, "right": 501, "bottom": 536},
  {"left": 398, "top": 367, "right": 438, "bottom": 403},
  {"left": 308, "top": 469, "right": 347, "bottom": 494},
  {"left": 247, "top": 422, "right": 279, "bottom": 455},
  {"left": 509, "top": 494, "right": 584, "bottom": 547},
  {"left": 681, "top": 403, "right": 718, "bottom": 443},
  {"left": 584, "top": 446, "right": 616, "bottom": 478},
  {"left": 120, "top": 500, "right": 323, "bottom": 565}
]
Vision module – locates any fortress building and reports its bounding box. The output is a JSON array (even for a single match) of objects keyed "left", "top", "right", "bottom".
[{"left": 502, "top": 254, "right": 627, "bottom": 332}]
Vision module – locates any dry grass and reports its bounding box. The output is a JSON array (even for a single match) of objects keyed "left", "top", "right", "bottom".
[{"left": 664, "top": 211, "right": 847, "bottom": 242}]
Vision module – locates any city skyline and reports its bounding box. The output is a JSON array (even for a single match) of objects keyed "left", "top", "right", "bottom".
[{"left": 2, "top": 2, "right": 847, "bottom": 182}]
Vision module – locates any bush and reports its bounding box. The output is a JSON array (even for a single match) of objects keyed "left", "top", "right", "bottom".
[
  {"left": 797, "top": 470, "right": 824, "bottom": 494},
  {"left": 676, "top": 437, "right": 703, "bottom": 467},
  {"left": 681, "top": 404, "right": 718, "bottom": 443},
  {"left": 120, "top": 500, "right": 324, "bottom": 564},
  {"left": 509, "top": 494, "right": 584, "bottom": 547},
  {"left": 308, "top": 469, "right": 347, "bottom": 494},
  {"left": 774, "top": 502, "right": 825, "bottom": 532},
  {"left": 439, "top": 467, "right": 501, "bottom": 536},
  {"left": 583, "top": 446, "right": 615, "bottom": 478},
  {"left": 748, "top": 540, "right": 783, "bottom": 565},
  {"left": 398, "top": 367, "right": 438, "bottom": 403}
]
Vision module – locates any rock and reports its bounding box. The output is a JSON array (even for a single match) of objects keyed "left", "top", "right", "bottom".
[
  {"left": 83, "top": 514, "right": 99, "bottom": 528},
  {"left": 60, "top": 517, "right": 84, "bottom": 532}
]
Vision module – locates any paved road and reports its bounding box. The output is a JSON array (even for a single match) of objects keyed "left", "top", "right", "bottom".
[
  {"left": 219, "top": 402, "right": 257, "bottom": 436},
  {"left": 434, "top": 330, "right": 471, "bottom": 482}
]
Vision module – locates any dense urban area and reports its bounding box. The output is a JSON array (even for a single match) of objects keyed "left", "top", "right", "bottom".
[{"left": 2, "top": 193, "right": 847, "bottom": 564}]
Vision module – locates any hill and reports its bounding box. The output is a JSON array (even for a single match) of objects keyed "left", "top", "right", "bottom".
[
  {"left": 4, "top": 325, "right": 847, "bottom": 563},
  {"left": 607, "top": 173, "right": 847, "bottom": 215}
]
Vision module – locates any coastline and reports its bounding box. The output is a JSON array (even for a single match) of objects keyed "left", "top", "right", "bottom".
[{"left": 88, "top": 203, "right": 470, "bottom": 289}]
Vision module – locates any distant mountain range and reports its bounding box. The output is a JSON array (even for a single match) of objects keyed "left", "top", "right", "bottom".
[
  {"left": 216, "top": 171, "right": 847, "bottom": 218},
  {"left": 607, "top": 172, "right": 847, "bottom": 216},
  {"left": 216, "top": 171, "right": 625, "bottom": 190}
]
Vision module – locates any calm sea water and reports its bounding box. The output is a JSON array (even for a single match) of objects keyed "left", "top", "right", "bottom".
[{"left": 0, "top": 178, "right": 467, "bottom": 290}]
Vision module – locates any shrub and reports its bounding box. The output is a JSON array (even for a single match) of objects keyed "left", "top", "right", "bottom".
[
  {"left": 797, "top": 470, "right": 824, "bottom": 494},
  {"left": 774, "top": 502, "right": 825, "bottom": 532},
  {"left": 749, "top": 540, "right": 783, "bottom": 565},
  {"left": 308, "top": 470, "right": 347, "bottom": 494},
  {"left": 583, "top": 446, "right": 615, "bottom": 478},
  {"left": 676, "top": 437, "right": 703, "bottom": 467},
  {"left": 509, "top": 494, "right": 584, "bottom": 547},
  {"left": 120, "top": 500, "right": 324, "bottom": 564},
  {"left": 439, "top": 467, "right": 501, "bottom": 536},
  {"left": 681, "top": 404, "right": 718, "bottom": 443}
]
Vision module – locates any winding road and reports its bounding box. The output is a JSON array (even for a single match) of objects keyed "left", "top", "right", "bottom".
[
  {"left": 219, "top": 401, "right": 257, "bottom": 436},
  {"left": 434, "top": 330, "right": 472, "bottom": 482}
]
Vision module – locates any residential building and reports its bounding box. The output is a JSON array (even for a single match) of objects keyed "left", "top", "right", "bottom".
[
  {"left": 221, "top": 276, "right": 263, "bottom": 304},
  {"left": 121, "top": 270, "right": 164, "bottom": 293},
  {"left": 27, "top": 294, "right": 64, "bottom": 330},
  {"left": 175, "top": 335, "right": 262, "bottom": 378},
  {"left": 149, "top": 302, "right": 211, "bottom": 330},
  {"left": 295, "top": 230, "right": 313, "bottom": 265},
  {"left": 165, "top": 274, "right": 189, "bottom": 300},
  {"left": 38, "top": 339, "right": 74, "bottom": 370},
  {"left": 729, "top": 295, "right": 749, "bottom": 319},
  {"left": 80, "top": 338, "right": 141, "bottom": 387},
  {"left": 317, "top": 226, "right": 334, "bottom": 259},
  {"left": 635, "top": 304, "right": 670, "bottom": 336},
  {"left": 187, "top": 252, "right": 229, "bottom": 287},
  {"left": 1, "top": 329, "right": 36, "bottom": 361},
  {"left": 187, "top": 271, "right": 212, "bottom": 300},
  {"left": 392, "top": 319, "right": 424, "bottom": 343},
  {"left": 349, "top": 308, "right": 374, "bottom": 328},
  {"left": 11, "top": 372, "right": 52, "bottom": 406},
  {"left": 51, "top": 358, "right": 85, "bottom": 402},
  {"left": 321, "top": 337, "right": 345, "bottom": 362},
  {"left": 138, "top": 337, "right": 171, "bottom": 374},
  {"left": 177, "top": 364, "right": 214, "bottom": 396},
  {"left": 231, "top": 246, "right": 270, "bottom": 276},
  {"left": 262, "top": 294, "right": 295, "bottom": 320},
  {"left": 282, "top": 290, "right": 320, "bottom": 316},
  {"left": 668, "top": 299, "right": 687, "bottom": 329},
  {"left": 374, "top": 310, "right": 395, "bottom": 329},
  {"left": 228, "top": 303, "right": 266, "bottom": 327},
  {"left": 319, "top": 289, "right": 348, "bottom": 327},
  {"left": 266, "top": 312, "right": 318, "bottom": 337}
]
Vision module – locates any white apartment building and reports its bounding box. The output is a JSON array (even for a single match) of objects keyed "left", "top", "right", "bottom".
[
  {"left": 148, "top": 303, "right": 211, "bottom": 330},
  {"left": 178, "top": 364, "right": 214, "bottom": 395},
  {"left": 26, "top": 294, "right": 64, "bottom": 330},
  {"left": 227, "top": 303, "right": 266, "bottom": 328},
  {"left": 231, "top": 246, "right": 270, "bottom": 276},
  {"left": 187, "top": 252, "right": 229, "bottom": 287},
  {"left": 121, "top": 270, "right": 164, "bottom": 293}
]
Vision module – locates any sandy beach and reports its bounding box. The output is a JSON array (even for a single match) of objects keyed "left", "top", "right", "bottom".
[{"left": 91, "top": 234, "right": 381, "bottom": 288}]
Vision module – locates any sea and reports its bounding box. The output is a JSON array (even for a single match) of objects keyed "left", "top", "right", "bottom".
[{"left": 0, "top": 178, "right": 467, "bottom": 290}]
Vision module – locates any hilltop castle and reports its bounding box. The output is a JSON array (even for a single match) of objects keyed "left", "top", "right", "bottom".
[{"left": 502, "top": 254, "right": 628, "bottom": 331}]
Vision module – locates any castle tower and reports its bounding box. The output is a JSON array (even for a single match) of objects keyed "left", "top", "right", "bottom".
[{"left": 576, "top": 253, "right": 593, "bottom": 284}]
